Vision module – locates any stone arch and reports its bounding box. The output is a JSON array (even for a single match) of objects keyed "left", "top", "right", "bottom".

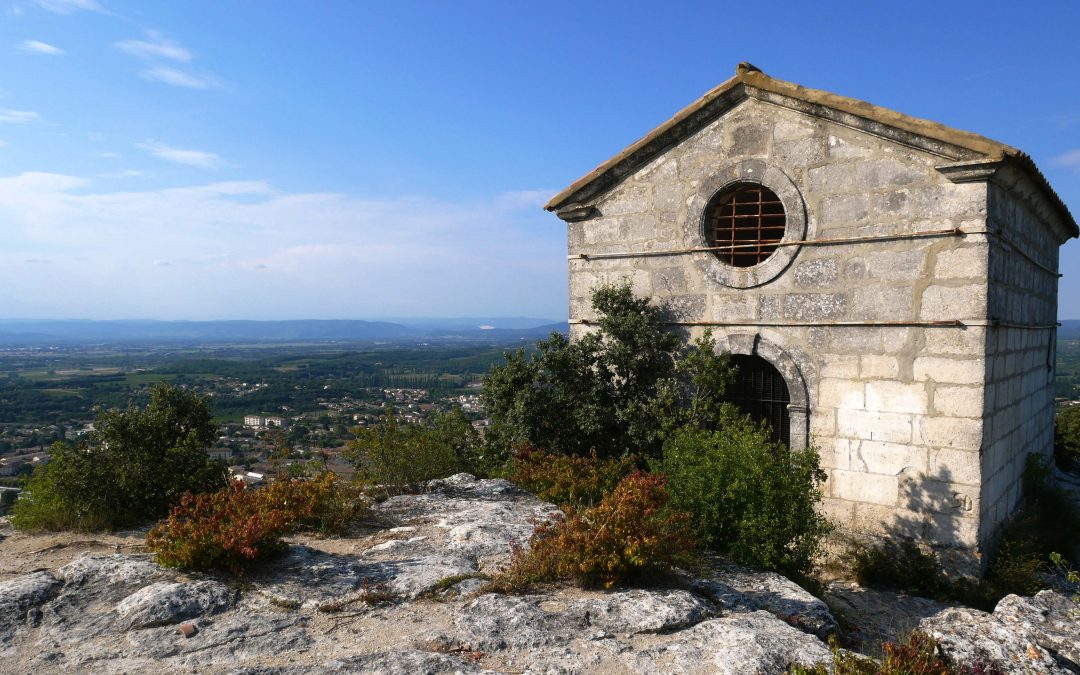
[{"left": 712, "top": 332, "right": 810, "bottom": 451}]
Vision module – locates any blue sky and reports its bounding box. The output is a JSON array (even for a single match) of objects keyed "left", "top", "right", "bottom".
[{"left": 1, "top": 0, "right": 1078, "bottom": 320}]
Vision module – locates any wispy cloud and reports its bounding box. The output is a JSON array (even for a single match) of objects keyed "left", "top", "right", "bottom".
[
  {"left": 1052, "top": 149, "right": 1080, "bottom": 169},
  {"left": 96, "top": 169, "right": 144, "bottom": 178},
  {"left": 138, "top": 141, "right": 225, "bottom": 169},
  {"left": 0, "top": 172, "right": 563, "bottom": 319},
  {"left": 15, "top": 39, "right": 65, "bottom": 55},
  {"left": 32, "top": 0, "right": 101, "bottom": 14},
  {"left": 0, "top": 109, "right": 41, "bottom": 125},
  {"left": 115, "top": 30, "right": 223, "bottom": 90},
  {"left": 139, "top": 66, "right": 222, "bottom": 90},
  {"left": 115, "top": 31, "right": 190, "bottom": 62}
]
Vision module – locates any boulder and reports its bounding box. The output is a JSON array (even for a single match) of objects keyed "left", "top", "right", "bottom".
[
  {"left": 115, "top": 580, "right": 234, "bottom": 629},
  {"left": 920, "top": 589, "right": 1080, "bottom": 674}
]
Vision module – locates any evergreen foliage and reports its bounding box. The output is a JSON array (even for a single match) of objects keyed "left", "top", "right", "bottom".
[
  {"left": 11, "top": 383, "right": 227, "bottom": 531},
  {"left": 659, "top": 418, "right": 831, "bottom": 575},
  {"left": 481, "top": 282, "right": 733, "bottom": 459}
]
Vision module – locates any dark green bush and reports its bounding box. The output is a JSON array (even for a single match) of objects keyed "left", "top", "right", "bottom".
[
  {"left": 1054, "top": 405, "right": 1080, "bottom": 468},
  {"left": 345, "top": 408, "right": 474, "bottom": 498},
  {"left": 792, "top": 631, "right": 995, "bottom": 675},
  {"left": 658, "top": 416, "right": 831, "bottom": 575},
  {"left": 481, "top": 282, "right": 733, "bottom": 460},
  {"left": 12, "top": 383, "right": 227, "bottom": 531}
]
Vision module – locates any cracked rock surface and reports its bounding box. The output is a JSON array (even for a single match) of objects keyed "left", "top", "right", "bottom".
[{"left": 3, "top": 473, "right": 1072, "bottom": 673}]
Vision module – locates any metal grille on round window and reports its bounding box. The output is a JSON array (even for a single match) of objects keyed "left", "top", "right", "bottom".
[
  {"left": 705, "top": 183, "right": 786, "bottom": 267},
  {"left": 722, "top": 355, "right": 790, "bottom": 447}
]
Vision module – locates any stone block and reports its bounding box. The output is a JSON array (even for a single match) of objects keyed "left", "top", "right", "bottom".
[
  {"left": 711, "top": 295, "right": 758, "bottom": 321},
  {"left": 820, "top": 497, "right": 855, "bottom": 527},
  {"left": 773, "top": 137, "right": 827, "bottom": 165},
  {"left": 928, "top": 448, "right": 982, "bottom": 486},
  {"left": 818, "top": 377, "right": 864, "bottom": 410},
  {"left": 934, "top": 247, "right": 987, "bottom": 279},
  {"left": 773, "top": 116, "right": 818, "bottom": 142},
  {"left": 865, "top": 381, "right": 928, "bottom": 415},
  {"left": 847, "top": 249, "right": 927, "bottom": 282},
  {"left": 860, "top": 355, "right": 900, "bottom": 379},
  {"left": 922, "top": 326, "right": 986, "bottom": 356},
  {"left": 793, "top": 259, "right": 840, "bottom": 288},
  {"left": 729, "top": 124, "right": 769, "bottom": 155},
  {"left": 913, "top": 416, "right": 983, "bottom": 451},
  {"left": 820, "top": 355, "right": 859, "bottom": 378},
  {"left": 651, "top": 267, "right": 688, "bottom": 294},
  {"left": 851, "top": 440, "right": 927, "bottom": 476},
  {"left": 912, "top": 357, "right": 985, "bottom": 385},
  {"left": 918, "top": 284, "right": 987, "bottom": 321},
  {"left": 583, "top": 218, "right": 620, "bottom": 244},
  {"left": 809, "top": 163, "right": 854, "bottom": 193},
  {"left": 932, "top": 385, "right": 984, "bottom": 418},
  {"left": 821, "top": 193, "right": 869, "bottom": 225},
  {"left": 927, "top": 513, "right": 979, "bottom": 548},
  {"left": 852, "top": 503, "right": 926, "bottom": 538},
  {"left": 661, "top": 295, "right": 705, "bottom": 321},
  {"left": 599, "top": 184, "right": 650, "bottom": 216},
  {"left": 836, "top": 409, "right": 912, "bottom": 444},
  {"left": 898, "top": 476, "right": 980, "bottom": 515},
  {"left": 619, "top": 213, "right": 658, "bottom": 240},
  {"left": 810, "top": 409, "right": 836, "bottom": 437},
  {"left": 853, "top": 159, "right": 926, "bottom": 190},
  {"left": 853, "top": 286, "right": 914, "bottom": 321},
  {"left": 783, "top": 293, "right": 848, "bottom": 321},
  {"left": 828, "top": 134, "right": 876, "bottom": 159},
  {"left": 831, "top": 469, "right": 899, "bottom": 506}
]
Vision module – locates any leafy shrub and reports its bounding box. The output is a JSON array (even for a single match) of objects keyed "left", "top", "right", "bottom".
[
  {"left": 509, "top": 447, "right": 637, "bottom": 510},
  {"left": 482, "top": 282, "right": 734, "bottom": 460},
  {"left": 147, "top": 474, "right": 367, "bottom": 574},
  {"left": 849, "top": 539, "right": 950, "bottom": 599},
  {"left": 492, "top": 471, "right": 695, "bottom": 591},
  {"left": 260, "top": 472, "right": 367, "bottom": 536},
  {"left": 12, "top": 383, "right": 226, "bottom": 531},
  {"left": 659, "top": 418, "right": 831, "bottom": 575},
  {"left": 147, "top": 482, "right": 290, "bottom": 575},
  {"left": 1054, "top": 405, "right": 1080, "bottom": 468},
  {"left": 345, "top": 408, "right": 468, "bottom": 499}
]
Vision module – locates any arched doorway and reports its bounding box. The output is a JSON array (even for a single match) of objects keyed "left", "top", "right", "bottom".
[{"left": 722, "top": 354, "right": 791, "bottom": 447}]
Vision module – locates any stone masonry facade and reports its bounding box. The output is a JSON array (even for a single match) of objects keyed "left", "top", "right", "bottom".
[{"left": 547, "top": 65, "right": 1076, "bottom": 564}]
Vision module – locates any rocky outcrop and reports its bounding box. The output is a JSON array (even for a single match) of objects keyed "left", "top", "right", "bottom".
[
  {"left": 920, "top": 589, "right": 1080, "bottom": 674},
  {"left": 1, "top": 473, "right": 1073, "bottom": 673}
]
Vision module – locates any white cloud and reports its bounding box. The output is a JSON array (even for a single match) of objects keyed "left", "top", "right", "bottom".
[
  {"left": 1052, "top": 149, "right": 1080, "bottom": 168},
  {"left": 0, "top": 172, "right": 564, "bottom": 319},
  {"left": 96, "top": 169, "right": 144, "bottom": 178},
  {"left": 139, "top": 66, "right": 222, "bottom": 90},
  {"left": 115, "top": 31, "right": 191, "bottom": 62},
  {"left": 16, "top": 40, "right": 65, "bottom": 55},
  {"left": 0, "top": 109, "right": 41, "bottom": 125},
  {"left": 138, "top": 141, "right": 225, "bottom": 168},
  {"left": 32, "top": 0, "right": 100, "bottom": 13}
]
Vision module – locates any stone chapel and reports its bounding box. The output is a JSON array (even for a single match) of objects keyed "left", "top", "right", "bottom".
[{"left": 546, "top": 63, "right": 1077, "bottom": 563}]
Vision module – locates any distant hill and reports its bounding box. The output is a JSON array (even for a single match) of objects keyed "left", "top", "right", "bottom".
[
  {"left": 1060, "top": 320, "right": 1080, "bottom": 340},
  {"left": 0, "top": 318, "right": 567, "bottom": 346}
]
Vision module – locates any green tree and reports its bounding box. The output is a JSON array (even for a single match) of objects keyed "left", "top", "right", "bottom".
[
  {"left": 344, "top": 408, "right": 466, "bottom": 498},
  {"left": 1054, "top": 405, "right": 1080, "bottom": 467},
  {"left": 481, "top": 282, "right": 733, "bottom": 459},
  {"left": 12, "top": 383, "right": 227, "bottom": 531}
]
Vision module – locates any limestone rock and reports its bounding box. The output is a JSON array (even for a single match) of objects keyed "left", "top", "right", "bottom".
[
  {"left": 689, "top": 556, "right": 840, "bottom": 639},
  {"left": 919, "top": 590, "right": 1080, "bottom": 674},
  {"left": 115, "top": 580, "right": 233, "bottom": 628}
]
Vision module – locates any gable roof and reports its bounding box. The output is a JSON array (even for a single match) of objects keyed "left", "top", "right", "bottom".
[{"left": 546, "top": 63, "right": 1076, "bottom": 238}]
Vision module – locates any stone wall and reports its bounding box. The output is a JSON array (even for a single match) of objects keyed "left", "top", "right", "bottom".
[
  {"left": 978, "top": 185, "right": 1061, "bottom": 546},
  {"left": 566, "top": 97, "right": 999, "bottom": 556}
]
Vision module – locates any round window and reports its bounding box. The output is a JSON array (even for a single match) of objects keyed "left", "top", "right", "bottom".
[{"left": 704, "top": 183, "right": 786, "bottom": 267}]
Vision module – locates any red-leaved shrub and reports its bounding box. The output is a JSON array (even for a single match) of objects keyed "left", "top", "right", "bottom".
[
  {"left": 147, "top": 473, "right": 366, "bottom": 574},
  {"left": 494, "top": 471, "right": 694, "bottom": 590},
  {"left": 509, "top": 447, "right": 637, "bottom": 509}
]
